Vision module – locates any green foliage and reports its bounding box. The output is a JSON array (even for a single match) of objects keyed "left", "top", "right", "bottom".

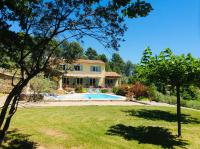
[
  {"left": 110, "top": 53, "right": 125, "bottom": 74},
  {"left": 101, "top": 89, "right": 109, "bottom": 93},
  {"left": 75, "top": 86, "right": 85, "bottom": 93},
  {"left": 85, "top": 48, "right": 98, "bottom": 60},
  {"left": 139, "top": 48, "right": 200, "bottom": 87},
  {"left": 112, "top": 87, "right": 119, "bottom": 94},
  {"left": 125, "top": 60, "right": 135, "bottom": 76},
  {"left": 183, "top": 100, "right": 200, "bottom": 110},
  {"left": 149, "top": 89, "right": 177, "bottom": 105},
  {"left": 30, "top": 75, "right": 56, "bottom": 94},
  {"left": 181, "top": 85, "right": 200, "bottom": 100},
  {"left": 56, "top": 41, "right": 84, "bottom": 60},
  {"left": 97, "top": 54, "right": 108, "bottom": 62},
  {"left": 149, "top": 89, "right": 200, "bottom": 110}
]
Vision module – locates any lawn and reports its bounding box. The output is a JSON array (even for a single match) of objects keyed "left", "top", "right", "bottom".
[{"left": 2, "top": 106, "right": 200, "bottom": 149}]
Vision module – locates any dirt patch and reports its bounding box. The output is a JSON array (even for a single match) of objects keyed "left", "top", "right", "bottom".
[
  {"left": 70, "top": 145, "right": 86, "bottom": 149},
  {"left": 37, "top": 145, "right": 47, "bottom": 149},
  {"left": 39, "top": 127, "right": 67, "bottom": 138}
]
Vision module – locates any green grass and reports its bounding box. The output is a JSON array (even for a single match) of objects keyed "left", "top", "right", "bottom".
[{"left": 2, "top": 106, "right": 200, "bottom": 149}]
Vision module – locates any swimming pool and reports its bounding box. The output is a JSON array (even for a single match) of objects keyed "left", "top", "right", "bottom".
[
  {"left": 83, "top": 94, "right": 121, "bottom": 100},
  {"left": 49, "top": 93, "right": 125, "bottom": 101}
]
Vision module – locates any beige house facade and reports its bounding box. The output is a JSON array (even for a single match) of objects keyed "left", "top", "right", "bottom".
[{"left": 59, "top": 59, "right": 121, "bottom": 89}]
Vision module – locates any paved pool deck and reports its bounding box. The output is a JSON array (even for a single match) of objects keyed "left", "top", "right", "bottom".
[{"left": 0, "top": 95, "right": 174, "bottom": 107}]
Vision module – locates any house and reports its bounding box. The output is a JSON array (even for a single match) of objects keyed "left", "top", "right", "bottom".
[{"left": 58, "top": 59, "right": 121, "bottom": 89}]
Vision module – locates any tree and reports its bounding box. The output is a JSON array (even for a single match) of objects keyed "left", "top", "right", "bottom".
[
  {"left": 138, "top": 48, "right": 200, "bottom": 137},
  {"left": 30, "top": 75, "right": 56, "bottom": 95},
  {"left": 110, "top": 53, "right": 125, "bottom": 74},
  {"left": 97, "top": 54, "right": 108, "bottom": 63},
  {"left": 55, "top": 41, "right": 84, "bottom": 60},
  {"left": 125, "top": 60, "right": 135, "bottom": 76},
  {"left": 0, "top": 0, "right": 152, "bottom": 141},
  {"left": 85, "top": 47, "right": 98, "bottom": 60}
]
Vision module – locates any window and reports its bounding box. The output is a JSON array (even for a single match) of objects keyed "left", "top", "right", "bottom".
[
  {"left": 63, "top": 78, "right": 69, "bottom": 85},
  {"left": 61, "top": 64, "right": 66, "bottom": 71},
  {"left": 61, "top": 64, "right": 70, "bottom": 71},
  {"left": 106, "top": 79, "right": 114, "bottom": 86},
  {"left": 90, "top": 66, "right": 101, "bottom": 72},
  {"left": 74, "top": 65, "right": 82, "bottom": 71},
  {"left": 76, "top": 78, "right": 83, "bottom": 85},
  {"left": 89, "top": 78, "right": 96, "bottom": 86}
]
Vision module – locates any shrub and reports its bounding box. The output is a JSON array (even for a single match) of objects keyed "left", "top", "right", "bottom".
[
  {"left": 20, "top": 94, "right": 44, "bottom": 102},
  {"left": 181, "top": 85, "right": 200, "bottom": 100},
  {"left": 101, "top": 89, "right": 108, "bottom": 93},
  {"left": 130, "top": 82, "right": 148, "bottom": 98},
  {"left": 147, "top": 85, "right": 157, "bottom": 101},
  {"left": 148, "top": 88, "right": 177, "bottom": 104},
  {"left": 82, "top": 88, "right": 87, "bottom": 93},
  {"left": 75, "top": 87, "right": 87, "bottom": 93},
  {"left": 30, "top": 75, "right": 56, "bottom": 94},
  {"left": 112, "top": 87, "right": 119, "bottom": 94},
  {"left": 185, "top": 100, "right": 200, "bottom": 110},
  {"left": 75, "top": 86, "right": 83, "bottom": 93},
  {"left": 114, "top": 85, "right": 129, "bottom": 96}
]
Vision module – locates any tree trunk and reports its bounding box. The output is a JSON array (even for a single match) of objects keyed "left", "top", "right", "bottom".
[
  {"left": 0, "top": 78, "right": 31, "bottom": 143},
  {"left": 176, "top": 85, "right": 181, "bottom": 137}
]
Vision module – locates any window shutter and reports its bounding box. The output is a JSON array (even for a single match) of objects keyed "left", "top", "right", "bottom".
[
  {"left": 99, "top": 66, "right": 101, "bottom": 72},
  {"left": 71, "top": 64, "right": 74, "bottom": 71},
  {"left": 90, "top": 66, "right": 92, "bottom": 72},
  {"left": 80, "top": 65, "right": 83, "bottom": 71}
]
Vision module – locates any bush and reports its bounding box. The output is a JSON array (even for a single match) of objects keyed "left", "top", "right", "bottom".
[
  {"left": 101, "top": 89, "right": 108, "bottom": 93},
  {"left": 75, "top": 86, "right": 83, "bottom": 93},
  {"left": 147, "top": 85, "right": 157, "bottom": 101},
  {"left": 112, "top": 87, "right": 119, "bottom": 94},
  {"left": 20, "top": 94, "right": 44, "bottom": 102},
  {"left": 113, "top": 85, "right": 129, "bottom": 96},
  {"left": 184, "top": 100, "right": 200, "bottom": 110},
  {"left": 148, "top": 88, "right": 177, "bottom": 104},
  {"left": 30, "top": 75, "right": 56, "bottom": 94},
  {"left": 181, "top": 85, "right": 200, "bottom": 100},
  {"left": 130, "top": 82, "right": 148, "bottom": 98},
  {"left": 82, "top": 88, "right": 87, "bottom": 93}
]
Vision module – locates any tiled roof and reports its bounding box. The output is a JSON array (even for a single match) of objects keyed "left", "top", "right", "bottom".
[
  {"left": 75, "top": 59, "right": 105, "bottom": 64},
  {"left": 105, "top": 72, "right": 121, "bottom": 77}
]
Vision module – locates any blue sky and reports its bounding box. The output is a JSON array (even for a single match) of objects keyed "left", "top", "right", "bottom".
[
  {"left": 10, "top": 0, "right": 200, "bottom": 63},
  {"left": 82, "top": 0, "right": 200, "bottom": 63}
]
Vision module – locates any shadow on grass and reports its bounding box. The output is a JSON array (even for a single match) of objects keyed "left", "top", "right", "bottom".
[
  {"left": 1, "top": 129, "right": 37, "bottom": 149},
  {"left": 122, "top": 109, "right": 200, "bottom": 124},
  {"left": 107, "top": 124, "right": 188, "bottom": 149}
]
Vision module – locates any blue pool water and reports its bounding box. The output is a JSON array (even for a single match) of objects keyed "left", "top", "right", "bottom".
[
  {"left": 83, "top": 94, "right": 121, "bottom": 100},
  {"left": 54, "top": 93, "right": 123, "bottom": 100}
]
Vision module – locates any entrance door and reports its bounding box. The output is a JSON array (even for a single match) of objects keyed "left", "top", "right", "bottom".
[
  {"left": 76, "top": 78, "right": 83, "bottom": 85},
  {"left": 89, "top": 78, "right": 96, "bottom": 86},
  {"left": 106, "top": 79, "right": 114, "bottom": 87}
]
